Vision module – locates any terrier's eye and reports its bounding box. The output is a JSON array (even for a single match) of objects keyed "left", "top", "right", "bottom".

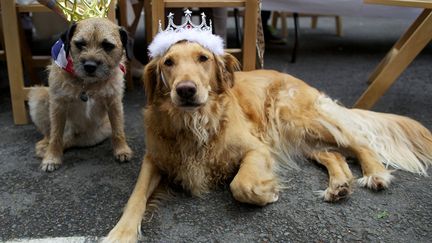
[
  {"left": 102, "top": 41, "right": 115, "bottom": 52},
  {"left": 199, "top": 55, "right": 208, "bottom": 62},
  {"left": 74, "top": 40, "right": 86, "bottom": 50},
  {"left": 164, "top": 58, "right": 174, "bottom": 67}
]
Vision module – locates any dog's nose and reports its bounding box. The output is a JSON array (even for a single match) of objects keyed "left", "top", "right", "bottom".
[
  {"left": 176, "top": 81, "right": 197, "bottom": 99},
  {"left": 83, "top": 60, "right": 98, "bottom": 74}
]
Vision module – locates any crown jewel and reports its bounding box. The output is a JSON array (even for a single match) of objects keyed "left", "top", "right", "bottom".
[
  {"left": 55, "top": 0, "right": 112, "bottom": 22},
  {"left": 160, "top": 9, "right": 213, "bottom": 33},
  {"left": 148, "top": 9, "right": 224, "bottom": 58}
]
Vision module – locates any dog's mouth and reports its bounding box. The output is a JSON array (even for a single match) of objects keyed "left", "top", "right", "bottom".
[{"left": 178, "top": 100, "right": 203, "bottom": 110}]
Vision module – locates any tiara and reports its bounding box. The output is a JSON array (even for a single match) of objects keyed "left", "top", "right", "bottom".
[
  {"left": 148, "top": 9, "right": 224, "bottom": 58},
  {"left": 55, "top": 0, "right": 112, "bottom": 22},
  {"left": 160, "top": 9, "right": 212, "bottom": 33}
]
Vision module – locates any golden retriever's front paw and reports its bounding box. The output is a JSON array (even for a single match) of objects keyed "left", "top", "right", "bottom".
[
  {"left": 230, "top": 178, "right": 279, "bottom": 206},
  {"left": 316, "top": 181, "right": 352, "bottom": 202},
  {"left": 40, "top": 155, "right": 62, "bottom": 172},
  {"left": 114, "top": 145, "right": 133, "bottom": 163},
  {"left": 103, "top": 226, "right": 139, "bottom": 243},
  {"left": 358, "top": 170, "right": 394, "bottom": 191}
]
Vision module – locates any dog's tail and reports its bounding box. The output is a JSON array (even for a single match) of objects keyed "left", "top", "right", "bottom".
[
  {"left": 28, "top": 87, "right": 50, "bottom": 136},
  {"left": 316, "top": 95, "right": 432, "bottom": 175}
]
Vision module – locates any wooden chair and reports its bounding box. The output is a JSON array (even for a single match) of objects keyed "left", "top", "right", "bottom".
[
  {"left": 150, "top": 0, "right": 259, "bottom": 71},
  {"left": 0, "top": 0, "right": 116, "bottom": 125},
  {"left": 354, "top": 0, "right": 432, "bottom": 109}
]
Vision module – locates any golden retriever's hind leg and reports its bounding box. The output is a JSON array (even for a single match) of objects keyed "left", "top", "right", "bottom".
[
  {"left": 310, "top": 151, "right": 353, "bottom": 202},
  {"left": 35, "top": 136, "right": 49, "bottom": 158},
  {"left": 230, "top": 148, "right": 279, "bottom": 206},
  {"left": 352, "top": 146, "right": 394, "bottom": 190}
]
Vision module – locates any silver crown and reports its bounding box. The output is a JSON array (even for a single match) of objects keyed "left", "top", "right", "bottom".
[{"left": 159, "top": 9, "right": 213, "bottom": 33}]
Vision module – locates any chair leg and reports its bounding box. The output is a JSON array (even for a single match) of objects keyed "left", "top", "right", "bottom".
[
  {"left": 117, "top": 0, "right": 134, "bottom": 90},
  {"left": 280, "top": 12, "right": 288, "bottom": 40},
  {"left": 151, "top": 0, "right": 165, "bottom": 37},
  {"left": 130, "top": 0, "right": 144, "bottom": 34},
  {"left": 311, "top": 15, "right": 318, "bottom": 29},
  {"left": 234, "top": 8, "right": 242, "bottom": 48},
  {"left": 144, "top": 0, "right": 152, "bottom": 45},
  {"left": 335, "top": 16, "right": 343, "bottom": 37},
  {"left": 271, "top": 11, "right": 279, "bottom": 29},
  {"left": 1, "top": 0, "right": 28, "bottom": 124},
  {"left": 107, "top": 0, "right": 117, "bottom": 22},
  {"left": 17, "top": 13, "right": 41, "bottom": 85},
  {"left": 242, "top": 0, "right": 258, "bottom": 71},
  {"left": 291, "top": 12, "right": 299, "bottom": 63},
  {"left": 354, "top": 9, "right": 432, "bottom": 109}
]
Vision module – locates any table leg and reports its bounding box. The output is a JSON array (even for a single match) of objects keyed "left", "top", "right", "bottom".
[
  {"left": 1, "top": 0, "right": 28, "bottom": 124},
  {"left": 354, "top": 9, "right": 432, "bottom": 109}
]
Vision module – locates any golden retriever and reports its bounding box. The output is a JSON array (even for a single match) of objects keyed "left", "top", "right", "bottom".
[{"left": 105, "top": 41, "right": 432, "bottom": 242}]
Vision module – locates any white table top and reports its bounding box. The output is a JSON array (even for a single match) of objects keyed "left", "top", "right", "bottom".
[{"left": 262, "top": 0, "right": 421, "bottom": 19}]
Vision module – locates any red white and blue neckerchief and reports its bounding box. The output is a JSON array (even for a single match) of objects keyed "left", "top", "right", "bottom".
[{"left": 51, "top": 38, "right": 126, "bottom": 75}]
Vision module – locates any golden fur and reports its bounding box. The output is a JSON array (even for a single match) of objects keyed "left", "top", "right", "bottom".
[
  {"left": 105, "top": 42, "right": 432, "bottom": 242},
  {"left": 28, "top": 18, "right": 132, "bottom": 172}
]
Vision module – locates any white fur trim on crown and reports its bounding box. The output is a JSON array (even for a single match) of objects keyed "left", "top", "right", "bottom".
[{"left": 148, "top": 29, "right": 225, "bottom": 58}]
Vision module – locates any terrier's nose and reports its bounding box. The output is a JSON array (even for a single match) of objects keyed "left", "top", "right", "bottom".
[
  {"left": 176, "top": 81, "right": 197, "bottom": 99},
  {"left": 83, "top": 60, "right": 98, "bottom": 74}
]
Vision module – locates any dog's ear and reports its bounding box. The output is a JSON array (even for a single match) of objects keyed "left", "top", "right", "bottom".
[
  {"left": 143, "top": 58, "right": 161, "bottom": 105},
  {"left": 61, "top": 22, "right": 77, "bottom": 56},
  {"left": 215, "top": 53, "right": 241, "bottom": 93},
  {"left": 119, "top": 27, "right": 134, "bottom": 60}
]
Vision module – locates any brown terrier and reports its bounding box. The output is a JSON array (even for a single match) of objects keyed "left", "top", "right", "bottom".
[{"left": 28, "top": 18, "right": 133, "bottom": 172}]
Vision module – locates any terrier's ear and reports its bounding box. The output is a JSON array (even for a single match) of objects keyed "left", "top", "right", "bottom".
[
  {"left": 60, "top": 22, "right": 77, "bottom": 55},
  {"left": 119, "top": 27, "right": 134, "bottom": 60}
]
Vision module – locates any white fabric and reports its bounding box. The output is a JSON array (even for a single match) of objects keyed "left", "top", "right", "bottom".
[
  {"left": 262, "top": 0, "right": 421, "bottom": 19},
  {"left": 148, "top": 29, "right": 225, "bottom": 58}
]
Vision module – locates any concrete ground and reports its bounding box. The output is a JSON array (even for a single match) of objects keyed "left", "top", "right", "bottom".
[{"left": 1, "top": 16, "right": 432, "bottom": 242}]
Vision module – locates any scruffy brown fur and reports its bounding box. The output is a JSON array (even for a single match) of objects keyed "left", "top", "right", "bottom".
[
  {"left": 105, "top": 42, "right": 432, "bottom": 242},
  {"left": 28, "top": 18, "right": 132, "bottom": 172}
]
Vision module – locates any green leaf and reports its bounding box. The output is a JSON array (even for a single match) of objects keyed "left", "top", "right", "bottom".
[{"left": 376, "top": 210, "right": 389, "bottom": 219}]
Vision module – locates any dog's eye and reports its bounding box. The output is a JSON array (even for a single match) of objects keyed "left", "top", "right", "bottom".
[
  {"left": 74, "top": 40, "right": 86, "bottom": 50},
  {"left": 198, "top": 55, "right": 208, "bottom": 62},
  {"left": 164, "top": 58, "right": 174, "bottom": 67},
  {"left": 102, "top": 41, "right": 115, "bottom": 52}
]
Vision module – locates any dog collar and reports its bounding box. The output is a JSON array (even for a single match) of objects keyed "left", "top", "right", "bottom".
[{"left": 51, "top": 38, "right": 126, "bottom": 76}]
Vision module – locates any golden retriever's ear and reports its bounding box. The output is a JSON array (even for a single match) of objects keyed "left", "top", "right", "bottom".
[
  {"left": 215, "top": 53, "right": 241, "bottom": 93},
  {"left": 143, "top": 58, "right": 160, "bottom": 105}
]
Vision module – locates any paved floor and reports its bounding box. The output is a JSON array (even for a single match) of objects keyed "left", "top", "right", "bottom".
[{"left": 1, "top": 16, "right": 431, "bottom": 242}]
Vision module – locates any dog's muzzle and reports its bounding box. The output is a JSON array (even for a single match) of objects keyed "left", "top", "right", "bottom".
[
  {"left": 176, "top": 81, "right": 200, "bottom": 107},
  {"left": 83, "top": 60, "right": 99, "bottom": 75}
]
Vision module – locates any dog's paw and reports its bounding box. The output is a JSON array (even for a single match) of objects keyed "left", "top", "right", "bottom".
[
  {"left": 358, "top": 170, "right": 394, "bottom": 190},
  {"left": 230, "top": 178, "right": 279, "bottom": 206},
  {"left": 315, "top": 181, "right": 352, "bottom": 202},
  {"left": 40, "top": 155, "right": 62, "bottom": 172},
  {"left": 103, "top": 225, "right": 139, "bottom": 243},
  {"left": 114, "top": 145, "right": 133, "bottom": 163},
  {"left": 35, "top": 139, "right": 49, "bottom": 158}
]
